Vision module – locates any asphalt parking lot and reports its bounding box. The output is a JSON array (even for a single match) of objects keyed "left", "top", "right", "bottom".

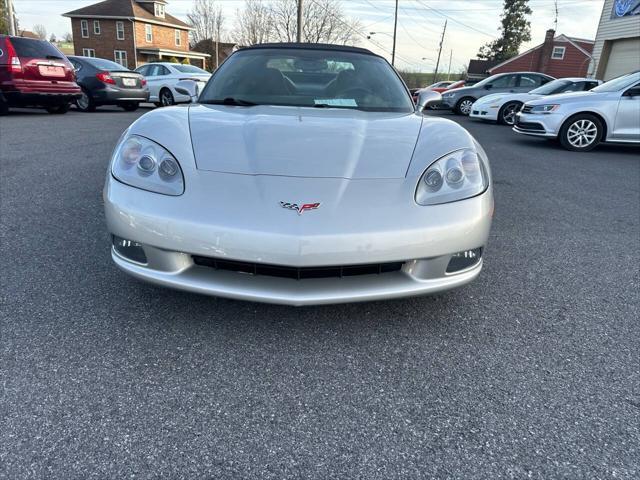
[{"left": 1, "top": 106, "right": 639, "bottom": 479}]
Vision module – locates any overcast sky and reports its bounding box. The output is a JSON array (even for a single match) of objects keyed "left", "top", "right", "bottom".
[{"left": 15, "top": 0, "right": 605, "bottom": 72}]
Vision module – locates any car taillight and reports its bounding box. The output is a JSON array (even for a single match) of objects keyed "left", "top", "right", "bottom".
[
  {"left": 141, "top": 78, "right": 147, "bottom": 87},
  {"left": 96, "top": 71, "right": 116, "bottom": 85},
  {"left": 5, "top": 39, "right": 22, "bottom": 73}
]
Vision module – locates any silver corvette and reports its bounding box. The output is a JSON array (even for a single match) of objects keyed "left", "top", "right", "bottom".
[{"left": 104, "top": 44, "right": 493, "bottom": 305}]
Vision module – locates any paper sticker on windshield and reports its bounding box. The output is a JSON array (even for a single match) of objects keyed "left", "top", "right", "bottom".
[{"left": 314, "top": 99, "right": 358, "bottom": 107}]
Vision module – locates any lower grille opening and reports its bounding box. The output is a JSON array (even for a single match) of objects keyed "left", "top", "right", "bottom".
[
  {"left": 515, "top": 121, "right": 545, "bottom": 132},
  {"left": 192, "top": 256, "right": 404, "bottom": 280}
]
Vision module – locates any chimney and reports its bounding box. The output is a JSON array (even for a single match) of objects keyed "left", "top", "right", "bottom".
[{"left": 537, "top": 29, "right": 556, "bottom": 74}]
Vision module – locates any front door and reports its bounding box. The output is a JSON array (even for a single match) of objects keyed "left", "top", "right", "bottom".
[{"left": 613, "top": 83, "right": 640, "bottom": 141}]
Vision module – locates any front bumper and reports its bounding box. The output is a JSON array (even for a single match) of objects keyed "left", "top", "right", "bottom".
[
  {"left": 440, "top": 97, "right": 456, "bottom": 109},
  {"left": 104, "top": 172, "right": 493, "bottom": 305},
  {"left": 513, "top": 112, "right": 563, "bottom": 138},
  {"left": 469, "top": 104, "right": 498, "bottom": 121}
]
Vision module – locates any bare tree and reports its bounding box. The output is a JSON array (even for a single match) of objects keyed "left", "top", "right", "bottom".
[
  {"left": 270, "top": 0, "right": 361, "bottom": 45},
  {"left": 33, "top": 24, "right": 47, "bottom": 40},
  {"left": 62, "top": 32, "right": 73, "bottom": 43},
  {"left": 233, "top": 0, "right": 273, "bottom": 46},
  {"left": 187, "top": 0, "right": 224, "bottom": 45},
  {"left": 49, "top": 33, "right": 57, "bottom": 43}
]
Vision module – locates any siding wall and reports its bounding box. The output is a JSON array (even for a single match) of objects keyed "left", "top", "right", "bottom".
[{"left": 589, "top": 0, "right": 640, "bottom": 78}]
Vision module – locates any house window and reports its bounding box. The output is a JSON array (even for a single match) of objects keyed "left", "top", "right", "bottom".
[
  {"left": 145, "top": 24, "right": 153, "bottom": 43},
  {"left": 114, "top": 50, "right": 128, "bottom": 68},
  {"left": 82, "top": 48, "right": 95, "bottom": 57},
  {"left": 551, "top": 46, "right": 565, "bottom": 60},
  {"left": 154, "top": 3, "right": 165, "bottom": 18},
  {"left": 116, "top": 21, "right": 125, "bottom": 40},
  {"left": 175, "top": 29, "right": 181, "bottom": 46},
  {"left": 93, "top": 20, "right": 101, "bottom": 35},
  {"left": 81, "top": 20, "right": 89, "bottom": 38}
]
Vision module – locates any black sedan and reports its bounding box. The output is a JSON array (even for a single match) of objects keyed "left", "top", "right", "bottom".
[{"left": 67, "top": 56, "right": 149, "bottom": 112}]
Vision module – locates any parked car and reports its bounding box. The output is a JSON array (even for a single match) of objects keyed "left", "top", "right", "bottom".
[
  {"left": 104, "top": 43, "right": 493, "bottom": 305},
  {"left": 440, "top": 72, "right": 555, "bottom": 115},
  {"left": 134, "top": 62, "right": 210, "bottom": 107},
  {"left": 68, "top": 56, "right": 149, "bottom": 112},
  {"left": 470, "top": 78, "right": 601, "bottom": 125},
  {"left": 514, "top": 71, "right": 640, "bottom": 151},
  {"left": 0, "top": 34, "right": 80, "bottom": 114},
  {"left": 412, "top": 80, "right": 464, "bottom": 103}
]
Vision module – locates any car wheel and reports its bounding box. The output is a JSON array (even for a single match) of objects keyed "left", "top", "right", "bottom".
[
  {"left": 455, "top": 97, "right": 474, "bottom": 116},
  {"left": 75, "top": 89, "right": 96, "bottom": 112},
  {"left": 120, "top": 102, "right": 139, "bottom": 112},
  {"left": 159, "top": 88, "right": 175, "bottom": 107},
  {"left": 559, "top": 114, "right": 603, "bottom": 152},
  {"left": 498, "top": 101, "right": 522, "bottom": 126},
  {"left": 46, "top": 103, "right": 70, "bottom": 114}
]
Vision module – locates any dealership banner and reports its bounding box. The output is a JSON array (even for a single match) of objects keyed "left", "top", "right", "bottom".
[{"left": 611, "top": 0, "right": 640, "bottom": 17}]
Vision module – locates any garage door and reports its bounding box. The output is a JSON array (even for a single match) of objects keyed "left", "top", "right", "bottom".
[{"left": 604, "top": 37, "right": 640, "bottom": 80}]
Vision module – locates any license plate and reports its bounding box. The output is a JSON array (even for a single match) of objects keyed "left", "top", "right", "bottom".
[
  {"left": 38, "top": 65, "right": 65, "bottom": 77},
  {"left": 122, "top": 78, "right": 137, "bottom": 87}
]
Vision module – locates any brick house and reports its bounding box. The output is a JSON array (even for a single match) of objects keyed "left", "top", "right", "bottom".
[
  {"left": 63, "top": 0, "right": 209, "bottom": 69},
  {"left": 488, "top": 30, "right": 594, "bottom": 78}
]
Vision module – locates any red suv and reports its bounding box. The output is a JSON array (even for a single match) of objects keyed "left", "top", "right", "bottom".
[{"left": 0, "top": 35, "right": 81, "bottom": 114}]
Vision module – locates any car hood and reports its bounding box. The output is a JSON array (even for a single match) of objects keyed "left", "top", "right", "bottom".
[
  {"left": 188, "top": 104, "right": 423, "bottom": 179},
  {"left": 525, "top": 91, "right": 598, "bottom": 105},
  {"left": 442, "top": 86, "right": 473, "bottom": 95}
]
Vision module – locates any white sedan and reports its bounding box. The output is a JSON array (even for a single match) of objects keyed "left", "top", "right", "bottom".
[
  {"left": 104, "top": 44, "right": 493, "bottom": 305},
  {"left": 470, "top": 78, "right": 601, "bottom": 125},
  {"left": 134, "top": 62, "right": 210, "bottom": 107}
]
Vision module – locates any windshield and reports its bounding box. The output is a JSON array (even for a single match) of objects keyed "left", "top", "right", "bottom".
[
  {"left": 172, "top": 64, "right": 208, "bottom": 74},
  {"left": 199, "top": 47, "right": 414, "bottom": 112},
  {"left": 592, "top": 72, "right": 640, "bottom": 92},
  {"left": 530, "top": 79, "right": 573, "bottom": 95}
]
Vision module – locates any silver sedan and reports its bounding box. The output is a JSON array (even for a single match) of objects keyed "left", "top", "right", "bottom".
[
  {"left": 104, "top": 44, "right": 493, "bottom": 305},
  {"left": 514, "top": 72, "right": 640, "bottom": 151}
]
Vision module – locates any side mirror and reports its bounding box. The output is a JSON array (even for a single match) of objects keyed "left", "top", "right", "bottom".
[
  {"left": 484, "top": 84, "right": 493, "bottom": 90},
  {"left": 416, "top": 89, "right": 442, "bottom": 111},
  {"left": 174, "top": 80, "right": 199, "bottom": 103}
]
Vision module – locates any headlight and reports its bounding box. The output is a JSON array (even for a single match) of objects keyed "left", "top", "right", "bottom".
[
  {"left": 415, "top": 149, "right": 488, "bottom": 206},
  {"left": 111, "top": 135, "right": 184, "bottom": 196},
  {"left": 529, "top": 104, "right": 559, "bottom": 113},
  {"left": 442, "top": 93, "right": 455, "bottom": 98}
]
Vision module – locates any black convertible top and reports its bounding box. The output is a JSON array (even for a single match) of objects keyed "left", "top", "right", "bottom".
[{"left": 238, "top": 43, "right": 379, "bottom": 57}]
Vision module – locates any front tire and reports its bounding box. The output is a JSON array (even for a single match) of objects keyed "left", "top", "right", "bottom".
[
  {"left": 559, "top": 114, "right": 603, "bottom": 152},
  {"left": 498, "top": 101, "right": 522, "bottom": 125},
  {"left": 159, "top": 88, "right": 174, "bottom": 107},
  {"left": 46, "top": 103, "right": 70, "bottom": 114},
  {"left": 120, "top": 102, "right": 139, "bottom": 112},
  {"left": 455, "top": 97, "right": 475, "bottom": 116}
]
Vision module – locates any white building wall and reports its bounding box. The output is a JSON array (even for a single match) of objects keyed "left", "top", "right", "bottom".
[{"left": 588, "top": 0, "right": 640, "bottom": 78}]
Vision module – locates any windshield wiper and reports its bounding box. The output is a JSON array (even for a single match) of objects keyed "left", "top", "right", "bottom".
[
  {"left": 202, "top": 97, "right": 258, "bottom": 106},
  {"left": 46, "top": 55, "right": 63, "bottom": 60}
]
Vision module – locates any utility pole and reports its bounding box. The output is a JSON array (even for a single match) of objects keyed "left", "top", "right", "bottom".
[
  {"left": 7, "top": 0, "right": 16, "bottom": 36},
  {"left": 433, "top": 20, "right": 447, "bottom": 83},
  {"left": 391, "top": 0, "right": 398, "bottom": 66},
  {"left": 446, "top": 50, "right": 452, "bottom": 80},
  {"left": 554, "top": 0, "right": 558, "bottom": 30},
  {"left": 296, "top": 0, "right": 303, "bottom": 43}
]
